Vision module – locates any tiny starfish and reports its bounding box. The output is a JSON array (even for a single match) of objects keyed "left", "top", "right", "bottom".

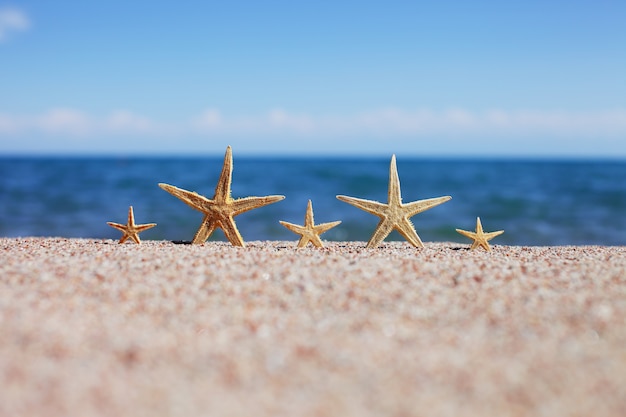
[
  {"left": 456, "top": 217, "right": 504, "bottom": 251},
  {"left": 337, "top": 155, "right": 451, "bottom": 248},
  {"left": 159, "top": 146, "right": 285, "bottom": 246},
  {"left": 107, "top": 206, "right": 156, "bottom": 244},
  {"left": 280, "top": 200, "right": 341, "bottom": 248}
]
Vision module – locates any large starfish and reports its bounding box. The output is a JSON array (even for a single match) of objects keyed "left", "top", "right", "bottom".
[
  {"left": 456, "top": 217, "right": 504, "bottom": 251},
  {"left": 337, "top": 155, "right": 451, "bottom": 248},
  {"left": 280, "top": 200, "right": 341, "bottom": 248},
  {"left": 159, "top": 146, "right": 284, "bottom": 246},
  {"left": 107, "top": 206, "right": 156, "bottom": 244}
]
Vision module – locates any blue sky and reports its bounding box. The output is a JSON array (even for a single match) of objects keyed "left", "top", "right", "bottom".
[{"left": 1, "top": 0, "right": 625, "bottom": 156}]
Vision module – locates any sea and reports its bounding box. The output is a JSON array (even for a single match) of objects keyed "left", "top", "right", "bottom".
[{"left": 1, "top": 156, "right": 625, "bottom": 246}]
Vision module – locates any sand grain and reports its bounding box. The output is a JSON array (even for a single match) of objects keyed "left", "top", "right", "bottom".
[{"left": 1, "top": 238, "right": 625, "bottom": 416}]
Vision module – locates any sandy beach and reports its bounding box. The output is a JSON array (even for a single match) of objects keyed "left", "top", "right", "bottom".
[{"left": 1, "top": 237, "right": 625, "bottom": 417}]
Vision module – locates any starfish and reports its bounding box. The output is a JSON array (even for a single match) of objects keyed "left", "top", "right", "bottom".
[
  {"left": 456, "top": 217, "right": 504, "bottom": 251},
  {"left": 280, "top": 200, "right": 341, "bottom": 248},
  {"left": 337, "top": 155, "right": 451, "bottom": 248},
  {"left": 107, "top": 206, "right": 156, "bottom": 244},
  {"left": 159, "top": 146, "right": 284, "bottom": 246}
]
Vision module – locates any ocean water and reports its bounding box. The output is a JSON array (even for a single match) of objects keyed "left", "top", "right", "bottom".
[{"left": 1, "top": 156, "right": 625, "bottom": 246}]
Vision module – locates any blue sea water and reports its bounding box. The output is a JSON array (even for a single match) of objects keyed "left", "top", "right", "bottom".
[{"left": 1, "top": 156, "right": 625, "bottom": 246}]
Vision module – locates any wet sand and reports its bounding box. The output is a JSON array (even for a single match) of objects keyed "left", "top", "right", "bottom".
[{"left": 1, "top": 238, "right": 625, "bottom": 416}]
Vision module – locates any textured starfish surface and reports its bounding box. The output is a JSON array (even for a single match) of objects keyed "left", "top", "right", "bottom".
[
  {"left": 159, "top": 146, "right": 284, "bottom": 246},
  {"left": 107, "top": 206, "right": 156, "bottom": 244},
  {"left": 337, "top": 155, "right": 451, "bottom": 248},
  {"left": 280, "top": 200, "right": 341, "bottom": 248},
  {"left": 456, "top": 217, "right": 504, "bottom": 251}
]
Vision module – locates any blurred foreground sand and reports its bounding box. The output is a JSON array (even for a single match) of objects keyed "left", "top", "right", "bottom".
[{"left": 1, "top": 238, "right": 625, "bottom": 416}]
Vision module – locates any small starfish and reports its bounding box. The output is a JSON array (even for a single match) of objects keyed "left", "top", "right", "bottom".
[
  {"left": 107, "top": 206, "right": 156, "bottom": 244},
  {"left": 456, "top": 217, "right": 504, "bottom": 251},
  {"left": 337, "top": 155, "right": 451, "bottom": 248},
  {"left": 159, "top": 146, "right": 285, "bottom": 246},
  {"left": 280, "top": 200, "right": 341, "bottom": 248}
]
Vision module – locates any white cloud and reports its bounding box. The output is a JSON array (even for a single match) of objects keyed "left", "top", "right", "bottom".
[
  {"left": 2, "top": 107, "right": 626, "bottom": 137},
  {"left": 194, "top": 108, "right": 222, "bottom": 129},
  {"left": 0, "top": 113, "right": 17, "bottom": 133},
  {"left": 0, "top": 108, "right": 164, "bottom": 136},
  {"left": 340, "top": 108, "right": 626, "bottom": 137},
  {"left": 190, "top": 107, "right": 626, "bottom": 137},
  {"left": 193, "top": 108, "right": 314, "bottom": 135},
  {"left": 267, "top": 109, "right": 314, "bottom": 132},
  {"left": 106, "top": 110, "right": 157, "bottom": 134},
  {"left": 0, "top": 7, "right": 30, "bottom": 42},
  {"left": 1, "top": 107, "right": 626, "bottom": 155},
  {"left": 37, "top": 108, "right": 92, "bottom": 135}
]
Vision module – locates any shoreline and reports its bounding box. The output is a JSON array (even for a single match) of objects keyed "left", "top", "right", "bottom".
[{"left": 1, "top": 238, "right": 625, "bottom": 416}]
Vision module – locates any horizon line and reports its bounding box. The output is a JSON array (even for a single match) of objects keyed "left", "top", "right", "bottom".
[{"left": 2, "top": 151, "right": 626, "bottom": 162}]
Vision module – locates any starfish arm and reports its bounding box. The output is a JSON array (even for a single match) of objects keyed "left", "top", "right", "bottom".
[
  {"left": 475, "top": 217, "right": 484, "bottom": 234},
  {"left": 127, "top": 206, "right": 136, "bottom": 227},
  {"left": 305, "top": 200, "right": 315, "bottom": 227},
  {"left": 279, "top": 221, "right": 307, "bottom": 236},
  {"left": 128, "top": 233, "right": 142, "bottom": 244},
  {"left": 336, "top": 195, "right": 387, "bottom": 217},
  {"left": 308, "top": 234, "right": 324, "bottom": 248},
  {"left": 191, "top": 215, "right": 218, "bottom": 244},
  {"left": 366, "top": 218, "right": 395, "bottom": 248},
  {"left": 296, "top": 234, "right": 310, "bottom": 248},
  {"left": 107, "top": 224, "right": 130, "bottom": 243},
  {"left": 484, "top": 230, "right": 505, "bottom": 240},
  {"left": 313, "top": 220, "right": 342, "bottom": 235},
  {"left": 395, "top": 217, "right": 424, "bottom": 248},
  {"left": 231, "top": 195, "right": 285, "bottom": 216},
  {"left": 387, "top": 155, "right": 402, "bottom": 206},
  {"left": 133, "top": 223, "right": 157, "bottom": 233},
  {"left": 219, "top": 217, "right": 246, "bottom": 247},
  {"left": 214, "top": 146, "right": 234, "bottom": 203},
  {"left": 471, "top": 240, "right": 484, "bottom": 251},
  {"left": 159, "top": 183, "right": 214, "bottom": 213},
  {"left": 456, "top": 229, "right": 478, "bottom": 241},
  {"left": 404, "top": 196, "right": 452, "bottom": 217},
  {"left": 106, "top": 222, "right": 127, "bottom": 233}
]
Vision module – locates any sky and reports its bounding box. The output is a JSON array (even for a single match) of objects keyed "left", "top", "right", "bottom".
[{"left": 1, "top": 0, "right": 625, "bottom": 157}]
